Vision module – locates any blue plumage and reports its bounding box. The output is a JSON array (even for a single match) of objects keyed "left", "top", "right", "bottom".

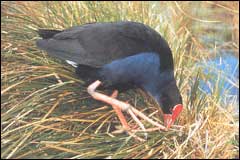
[
  {"left": 101, "top": 52, "right": 161, "bottom": 85},
  {"left": 98, "top": 52, "right": 179, "bottom": 113},
  {"left": 36, "top": 21, "right": 183, "bottom": 125}
]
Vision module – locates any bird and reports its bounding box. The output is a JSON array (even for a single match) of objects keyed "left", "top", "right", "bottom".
[{"left": 36, "top": 21, "right": 183, "bottom": 139}]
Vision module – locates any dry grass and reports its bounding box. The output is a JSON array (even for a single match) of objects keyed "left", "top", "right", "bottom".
[{"left": 1, "top": 1, "right": 239, "bottom": 159}]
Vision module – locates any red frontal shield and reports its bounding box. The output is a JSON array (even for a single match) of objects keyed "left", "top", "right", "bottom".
[{"left": 163, "top": 104, "right": 183, "bottom": 128}]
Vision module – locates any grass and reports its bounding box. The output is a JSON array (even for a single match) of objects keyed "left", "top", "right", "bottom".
[{"left": 1, "top": 1, "right": 239, "bottom": 159}]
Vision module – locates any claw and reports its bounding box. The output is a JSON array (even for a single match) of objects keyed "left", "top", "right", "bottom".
[{"left": 87, "top": 80, "right": 166, "bottom": 140}]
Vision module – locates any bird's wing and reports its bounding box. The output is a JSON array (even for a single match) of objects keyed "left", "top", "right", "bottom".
[{"left": 36, "top": 22, "right": 161, "bottom": 67}]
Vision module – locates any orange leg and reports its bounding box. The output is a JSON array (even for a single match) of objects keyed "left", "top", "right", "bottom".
[
  {"left": 110, "top": 90, "right": 130, "bottom": 130},
  {"left": 87, "top": 80, "right": 167, "bottom": 140},
  {"left": 110, "top": 90, "right": 146, "bottom": 141}
]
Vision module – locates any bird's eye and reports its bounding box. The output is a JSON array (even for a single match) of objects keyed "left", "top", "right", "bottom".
[{"left": 160, "top": 95, "right": 167, "bottom": 102}]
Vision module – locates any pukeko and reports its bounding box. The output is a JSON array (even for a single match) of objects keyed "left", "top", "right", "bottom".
[{"left": 36, "top": 21, "right": 183, "bottom": 139}]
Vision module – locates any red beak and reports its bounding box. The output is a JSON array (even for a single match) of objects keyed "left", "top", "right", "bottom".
[{"left": 163, "top": 104, "right": 183, "bottom": 128}]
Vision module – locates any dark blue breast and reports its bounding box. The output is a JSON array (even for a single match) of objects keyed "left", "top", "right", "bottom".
[{"left": 100, "top": 52, "right": 161, "bottom": 87}]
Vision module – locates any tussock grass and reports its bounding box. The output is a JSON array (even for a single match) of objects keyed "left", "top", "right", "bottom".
[{"left": 1, "top": 1, "right": 239, "bottom": 159}]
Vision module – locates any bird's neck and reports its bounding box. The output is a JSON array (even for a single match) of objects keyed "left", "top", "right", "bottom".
[{"left": 142, "top": 69, "right": 175, "bottom": 100}]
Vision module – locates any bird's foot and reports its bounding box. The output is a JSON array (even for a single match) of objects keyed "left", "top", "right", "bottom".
[
  {"left": 110, "top": 90, "right": 148, "bottom": 139},
  {"left": 87, "top": 80, "right": 167, "bottom": 141}
]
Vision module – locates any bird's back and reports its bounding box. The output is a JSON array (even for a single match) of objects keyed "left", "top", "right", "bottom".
[{"left": 36, "top": 21, "right": 173, "bottom": 70}]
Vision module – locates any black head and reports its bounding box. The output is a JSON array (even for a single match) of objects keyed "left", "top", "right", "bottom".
[
  {"left": 152, "top": 80, "right": 183, "bottom": 128},
  {"left": 141, "top": 68, "right": 183, "bottom": 125},
  {"left": 156, "top": 80, "right": 182, "bottom": 114}
]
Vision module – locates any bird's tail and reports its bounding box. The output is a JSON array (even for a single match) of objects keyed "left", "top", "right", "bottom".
[
  {"left": 37, "top": 29, "right": 62, "bottom": 39},
  {"left": 36, "top": 29, "right": 63, "bottom": 53}
]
